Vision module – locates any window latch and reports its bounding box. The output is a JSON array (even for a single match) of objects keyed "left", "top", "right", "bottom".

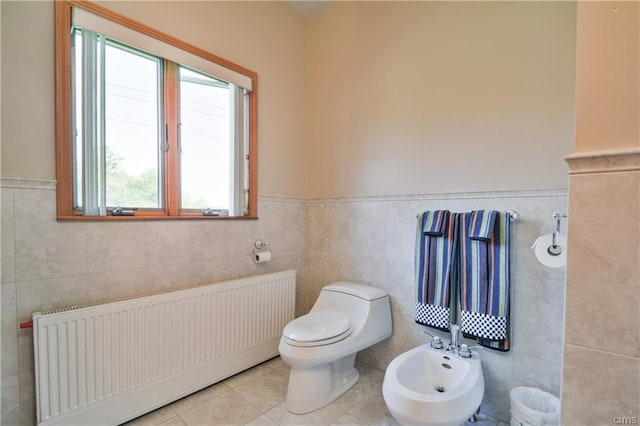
[
  {"left": 202, "top": 208, "right": 228, "bottom": 217},
  {"left": 162, "top": 124, "right": 170, "bottom": 152},
  {"left": 111, "top": 206, "right": 135, "bottom": 216}
]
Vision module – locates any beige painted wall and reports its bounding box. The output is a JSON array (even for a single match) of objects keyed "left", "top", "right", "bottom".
[
  {"left": 0, "top": 1, "right": 307, "bottom": 197},
  {"left": 2, "top": 1, "right": 578, "bottom": 198},
  {"left": 575, "top": 1, "right": 639, "bottom": 152},
  {"left": 1, "top": 1, "right": 55, "bottom": 180},
  {"left": 304, "top": 1, "right": 577, "bottom": 197},
  {"left": 0, "top": 0, "right": 2, "bottom": 197}
]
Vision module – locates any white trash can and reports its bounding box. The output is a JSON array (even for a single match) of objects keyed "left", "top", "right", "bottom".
[{"left": 509, "top": 386, "right": 560, "bottom": 426}]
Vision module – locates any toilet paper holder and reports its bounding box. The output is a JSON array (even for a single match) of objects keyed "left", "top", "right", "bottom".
[
  {"left": 252, "top": 239, "right": 272, "bottom": 263},
  {"left": 548, "top": 212, "right": 567, "bottom": 256},
  {"left": 254, "top": 239, "right": 268, "bottom": 250}
]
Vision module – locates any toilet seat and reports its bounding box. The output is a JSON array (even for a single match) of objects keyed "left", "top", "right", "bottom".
[{"left": 283, "top": 310, "right": 352, "bottom": 347}]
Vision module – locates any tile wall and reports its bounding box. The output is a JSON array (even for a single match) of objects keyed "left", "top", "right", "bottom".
[
  {"left": 0, "top": 179, "right": 306, "bottom": 425},
  {"left": 305, "top": 189, "right": 568, "bottom": 422},
  {"left": 1, "top": 180, "right": 569, "bottom": 424},
  {"left": 561, "top": 150, "right": 640, "bottom": 423}
]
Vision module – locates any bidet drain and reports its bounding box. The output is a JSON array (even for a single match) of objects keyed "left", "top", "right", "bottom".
[{"left": 434, "top": 385, "right": 446, "bottom": 393}]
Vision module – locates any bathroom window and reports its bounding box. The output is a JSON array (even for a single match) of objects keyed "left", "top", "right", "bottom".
[{"left": 55, "top": 1, "right": 257, "bottom": 220}]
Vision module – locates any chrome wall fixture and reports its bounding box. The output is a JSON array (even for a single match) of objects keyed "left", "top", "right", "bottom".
[{"left": 548, "top": 212, "right": 568, "bottom": 256}]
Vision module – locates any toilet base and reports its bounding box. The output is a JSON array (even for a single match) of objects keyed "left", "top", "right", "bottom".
[{"left": 285, "top": 354, "right": 358, "bottom": 414}]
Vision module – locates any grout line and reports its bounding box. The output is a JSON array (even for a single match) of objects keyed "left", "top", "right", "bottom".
[
  {"left": 229, "top": 386, "right": 264, "bottom": 417},
  {"left": 564, "top": 342, "right": 640, "bottom": 360},
  {"left": 343, "top": 410, "right": 370, "bottom": 425},
  {"left": 262, "top": 403, "right": 282, "bottom": 425},
  {"left": 175, "top": 412, "right": 189, "bottom": 426}
]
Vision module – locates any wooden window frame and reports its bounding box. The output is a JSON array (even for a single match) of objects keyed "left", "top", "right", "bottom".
[{"left": 55, "top": 0, "right": 258, "bottom": 220}]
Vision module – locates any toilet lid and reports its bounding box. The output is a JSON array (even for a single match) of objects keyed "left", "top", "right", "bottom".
[{"left": 283, "top": 310, "right": 352, "bottom": 347}]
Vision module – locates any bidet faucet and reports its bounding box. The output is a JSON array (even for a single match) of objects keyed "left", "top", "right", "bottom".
[
  {"left": 459, "top": 343, "right": 482, "bottom": 358},
  {"left": 448, "top": 323, "right": 460, "bottom": 353},
  {"left": 421, "top": 330, "right": 444, "bottom": 349}
]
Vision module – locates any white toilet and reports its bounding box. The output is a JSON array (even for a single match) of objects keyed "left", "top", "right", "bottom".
[{"left": 278, "top": 282, "right": 392, "bottom": 414}]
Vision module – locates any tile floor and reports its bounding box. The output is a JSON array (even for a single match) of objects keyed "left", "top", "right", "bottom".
[{"left": 124, "top": 357, "right": 507, "bottom": 426}]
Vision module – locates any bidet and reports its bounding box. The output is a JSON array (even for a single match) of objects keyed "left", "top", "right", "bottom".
[{"left": 382, "top": 343, "right": 484, "bottom": 426}]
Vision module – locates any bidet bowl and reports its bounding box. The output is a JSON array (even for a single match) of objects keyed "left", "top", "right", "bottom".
[{"left": 382, "top": 344, "right": 484, "bottom": 426}]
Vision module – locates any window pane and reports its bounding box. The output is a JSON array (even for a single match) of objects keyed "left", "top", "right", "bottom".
[
  {"left": 104, "top": 42, "right": 161, "bottom": 208},
  {"left": 179, "top": 67, "right": 231, "bottom": 210}
]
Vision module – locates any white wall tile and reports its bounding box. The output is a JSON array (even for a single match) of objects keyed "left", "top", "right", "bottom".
[
  {"left": 87, "top": 222, "right": 147, "bottom": 273},
  {"left": 565, "top": 171, "right": 639, "bottom": 358},
  {"left": 143, "top": 221, "right": 193, "bottom": 266},
  {"left": 510, "top": 274, "right": 565, "bottom": 360},
  {"left": 260, "top": 199, "right": 306, "bottom": 254},
  {"left": 1, "top": 188, "right": 16, "bottom": 283},
  {"left": 1, "top": 373, "right": 20, "bottom": 425},
  {"left": 189, "top": 259, "right": 233, "bottom": 286},
  {"left": 17, "top": 329, "right": 34, "bottom": 374},
  {"left": 476, "top": 349, "right": 513, "bottom": 421},
  {"left": 1, "top": 283, "right": 18, "bottom": 378},
  {"left": 561, "top": 344, "right": 639, "bottom": 423},
  {"left": 86, "top": 266, "right": 174, "bottom": 303},
  {"left": 14, "top": 189, "right": 87, "bottom": 281},
  {"left": 16, "top": 275, "right": 88, "bottom": 323},
  {"left": 189, "top": 220, "right": 258, "bottom": 263},
  {"left": 19, "top": 368, "right": 35, "bottom": 425},
  {"left": 511, "top": 353, "right": 562, "bottom": 396}
]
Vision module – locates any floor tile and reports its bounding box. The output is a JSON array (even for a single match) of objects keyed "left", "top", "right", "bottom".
[
  {"left": 179, "top": 391, "right": 261, "bottom": 426},
  {"left": 124, "top": 405, "right": 178, "bottom": 425},
  {"left": 224, "top": 362, "right": 278, "bottom": 389},
  {"left": 170, "top": 381, "right": 231, "bottom": 414},
  {"left": 126, "top": 357, "right": 394, "bottom": 426},
  {"left": 346, "top": 393, "right": 399, "bottom": 426},
  {"left": 348, "top": 362, "right": 385, "bottom": 399},
  {"left": 233, "top": 369, "right": 289, "bottom": 412},
  {"left": 264, "top": 356, "right": 287, "bottom": 370},
  {"left": 265, "top": 400, "right": 350, "bottom": 426},
  {"left": 273, "top": 364, "right": 291, "bottom": 378},
  {"left": 158, "top": 416, "right": 187, "bottom": 426},
  {"left": 264, "top": 356, "right": 291, "bottom": 377},
  {"left": 246, "top": 414, "right": 279, "bottom": 425},
  {"left": 331, "top": 413, "right": 367, "bottom": 425}
]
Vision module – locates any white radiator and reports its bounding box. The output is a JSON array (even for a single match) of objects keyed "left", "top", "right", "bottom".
[{"left": 33, "top": 270, "right": 296, "bottom": 425}]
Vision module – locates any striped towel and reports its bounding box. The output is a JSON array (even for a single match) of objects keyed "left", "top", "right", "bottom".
[
  {"left": 422, "top": 210, "right": 449, "bottom": 236},
  {"left": 468, "top": 210, "right": 497, "bottom": 240},
  {"left": 415, "top": 211, "right": 458, "bottom": 331},
  {"left": 459, "top": 210, "right": 511, "bottom": 351}
]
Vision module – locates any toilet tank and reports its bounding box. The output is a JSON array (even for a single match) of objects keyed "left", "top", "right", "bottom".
[
  {"left": 312, "top": 282, "right": 389, "bottom": 333},
  {"left": 322, "top": 282, "right": 388, "bottom": 301}
]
